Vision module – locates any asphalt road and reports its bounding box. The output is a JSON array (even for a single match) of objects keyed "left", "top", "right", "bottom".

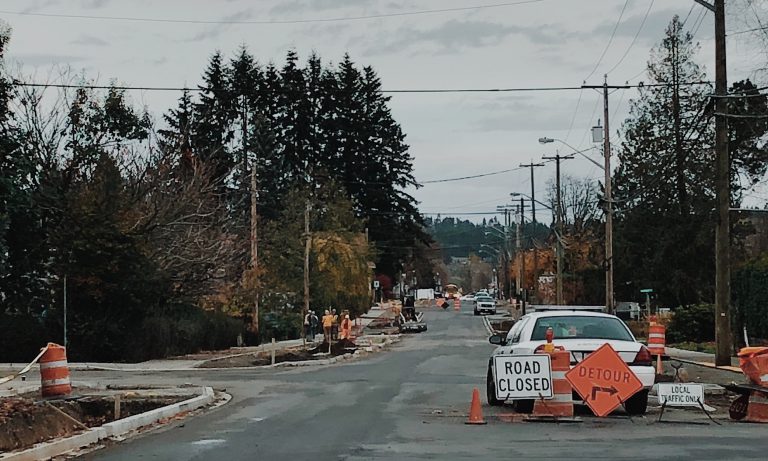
[{"left": 80, "top": 305, "right": 768, "bottom": 461}]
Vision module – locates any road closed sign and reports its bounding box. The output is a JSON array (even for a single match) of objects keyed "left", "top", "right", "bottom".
[
  {"left": 658, "top": 383, "right": 704, "bottom": 407},
  {"left": 493, "top": 355, "right": 553, "bottom": 400}
]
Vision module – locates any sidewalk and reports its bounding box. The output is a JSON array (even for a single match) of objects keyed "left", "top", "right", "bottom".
[
  {"left": 666, "top": 346, "right": 742, "bottom": 373},
  {"left": 1, "top": 307, "right": 392, "bottom": 381}
]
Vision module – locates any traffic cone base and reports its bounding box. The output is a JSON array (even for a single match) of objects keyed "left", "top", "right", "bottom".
[{"left": 465, "top": 387, "right": 487, "bottom": 425}]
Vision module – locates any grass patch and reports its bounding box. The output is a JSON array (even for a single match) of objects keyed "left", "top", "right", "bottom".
[{"left": 669, "top": 341, "right": 717, "bottom": 354}]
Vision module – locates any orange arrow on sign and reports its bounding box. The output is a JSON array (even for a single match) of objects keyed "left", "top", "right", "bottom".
[{"left": 565, "top": 343, "right": 643, "bottom": 417}]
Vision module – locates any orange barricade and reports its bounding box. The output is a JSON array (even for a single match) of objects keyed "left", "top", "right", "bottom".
[
  {"left": 40, "top": 343, "right": 71, "bottom": 397},
  {"left": 532, "top": 349, "right": 573, "bottom": 417},
  {"left": 738, "top": 347, "right": 768, "bottom": 387},
  {"left": 647, "top": 324, "right": 666, "bottom": 356}
]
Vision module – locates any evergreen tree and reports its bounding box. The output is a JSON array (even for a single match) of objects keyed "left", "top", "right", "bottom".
[
  {"left": 193, "top": 51, "right": 234, "bottom": 192},
  {"left": 613, "top": 17, "right": 768, "bottom": 306}
]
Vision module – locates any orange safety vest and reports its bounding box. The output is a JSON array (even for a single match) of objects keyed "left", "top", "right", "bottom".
[{"left": 322, "top": 315, "right": 334, "bottom": 328}]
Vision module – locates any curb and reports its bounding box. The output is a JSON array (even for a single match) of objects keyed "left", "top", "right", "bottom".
[
  {"left": 481, "top": 316, "right": 494, "bottom": 336},
  {"left": 667, "top": 357, "right": 743, "bottom": 374},
  {"left": 0, "top": 386, "right": 216, "bottom": 461}
]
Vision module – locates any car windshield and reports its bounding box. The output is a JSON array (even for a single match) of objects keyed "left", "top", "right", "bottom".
[
  {"left": 476, "top": 296, "right": 493, "bottom": 302},
  {"left": 530, "top": 316, "right": 633, "bottom": 341}
]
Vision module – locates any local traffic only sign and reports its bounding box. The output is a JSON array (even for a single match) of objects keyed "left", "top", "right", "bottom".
[
  {"left": 657, "top": 383, "right": 704, "bottom": 407},
  {"left": 565, "top": 343, "right": 643, "bottom": 417},
  {"left": 493, "top": 355, "right": 553, "bottom": 400}
]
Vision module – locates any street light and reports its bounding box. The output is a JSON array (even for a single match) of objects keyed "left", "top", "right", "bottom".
[
  {"left": 538, "top": 137, "right": 604, "bottom": 170},
  {"left": 510, "top": 192, "right": 553, "bottom": 211}
]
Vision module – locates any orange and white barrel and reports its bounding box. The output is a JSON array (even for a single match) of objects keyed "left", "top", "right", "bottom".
[
  {"left": 40, "top": 343, "right": 72, "bottom": 397},
  {"left": 648, "top": 324, "right": 666, "bottom": 356},
  {"left": 454, "top": 298, "right": 460, "bottom": 311},
  {"left": 532, "top": 349, "right": 573, "bottom": 417},
  {"left": 746, "top": 391, "right": 768, "bottom": 423}
]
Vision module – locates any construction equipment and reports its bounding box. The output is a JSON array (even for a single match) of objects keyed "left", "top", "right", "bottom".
[{"left": 397, "top": 296, "right": 427, "bottom": 333}]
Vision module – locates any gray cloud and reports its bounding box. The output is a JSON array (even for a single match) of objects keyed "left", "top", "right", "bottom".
[
  {"left": 10, "top": 53, "right": 87, "bottom": 66},
  {"left": 80, "top": 0, "right": 112, "bottom": 8},
  {"left": 270, "top": 0, "right": 379, "bottom": 15},
  {"left": 20, "top": 0, "right": 60, "bottom": 14},
  {"left": 184, "top": 8, "right": 253, "bottom": 42},
  {"left": 589, "top": 9, "right": 683, "bottom": 46},
  {"left": 360, "top": 19, "right": 565, "bottom": 56},
  {"left": 470, "top": 95, "right": 583, "bottom": 132},
  {"left": 70, "top": 34, "right": 108, "bottom": 47}
]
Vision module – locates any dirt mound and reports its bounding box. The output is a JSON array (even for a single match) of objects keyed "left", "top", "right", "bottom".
[
  {"left": 0, "top": 394, "right": 184, "bottom": 452},
  {"left": 198, "top": 349, "right": 317, "bottom": 368},
  {"left": 308, "top": 339, "right": 357, "bottom": 355}
]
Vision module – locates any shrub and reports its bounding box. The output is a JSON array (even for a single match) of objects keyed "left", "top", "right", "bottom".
[
  {"left": 128, "top": 306, "right": 244, "bottom": 362},
  {"left": 666, "top": 304, "right": 715, "bottom": 343},
  {"left": 733, "top": 258, "right": 768, "bottom": 341}
]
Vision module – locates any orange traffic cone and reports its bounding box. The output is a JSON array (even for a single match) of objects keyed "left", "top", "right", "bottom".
[
  {"left": 465, "top": 387, "right": 487, "bottom": 425},
  {"left": 656, "top": 353, "right": 663, "bottom": 375}
]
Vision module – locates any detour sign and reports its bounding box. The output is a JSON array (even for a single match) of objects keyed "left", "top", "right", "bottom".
[{"left": 565, "top": 343, "right": 643, "bottom": 417}]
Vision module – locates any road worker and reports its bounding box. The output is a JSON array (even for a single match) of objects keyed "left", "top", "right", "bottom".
[
  {"left": 322, "top": 309, "right": 333, "bottom": 343},
  {"left": 331, "top": 308, "right": 339, "bottom": 340},
  {"left": 340, "top": 314, "right": 351, "bottom": 340}
]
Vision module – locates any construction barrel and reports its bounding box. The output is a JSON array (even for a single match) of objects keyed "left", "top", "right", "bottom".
[
  {"left": 532, "top": 349, "right": 573, "bottom": 418},
  {"left": 647, "top": 324, "right": 666, "bottom": 356},
  {"left": 40, "top": 343, "right": 72, "bottom": 398}
]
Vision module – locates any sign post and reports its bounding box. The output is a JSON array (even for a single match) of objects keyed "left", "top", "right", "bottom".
[
  {"left": 565, "top": 343, "right": 643, "bottom": 417},
  {"left": 493, "top": 355, "right": 553, "bottom": 401}
]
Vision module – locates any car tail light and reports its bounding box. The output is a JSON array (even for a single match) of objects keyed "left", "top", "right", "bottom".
[{"left": 631, "top": 345, "right": 653, "bottom": 366}]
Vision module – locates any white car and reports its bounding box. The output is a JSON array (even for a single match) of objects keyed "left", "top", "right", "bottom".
[
  {"left": 474, "top": 296, "right": 496, "bottom": 315},
  {"left": 460, "top": 293, "right": 476, "bottom": 302},
  {"left": 486, "top": 310, "right": 655, "bottom": 415}
]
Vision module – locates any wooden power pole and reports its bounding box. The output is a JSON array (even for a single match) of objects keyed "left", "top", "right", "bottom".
[
  {"left": 542, "top": 153, "right": 573, "bottom": 305},
  {"left": 582, "top": 77, "right": 629, "bottom": 315},
  {"left": 520, "top": 161, "right": 544, "bottom": 302},
  {"left": 714, "top": 0, "right": 731, "bottom": 365},
  {"left": 691, "top": 0, "right": 730, "bottom": 365},
  {"left": 249, "top": 144, "right": 259, "bottom": 338},
  {"left": 303, "top": 203, "right": 311, "bottom": 343}
]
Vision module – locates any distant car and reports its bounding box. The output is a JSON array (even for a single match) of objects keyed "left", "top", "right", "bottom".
[
  {"left": 485, "top": 310, "right": 655, "bottom": 415},
  {"left": 473, "top": 296, "right": 496, "bottom": 316},
  {"left": 460, "top": 293, "right": 476, "bottom": 302}
]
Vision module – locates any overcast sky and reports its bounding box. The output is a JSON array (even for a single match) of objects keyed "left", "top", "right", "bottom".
[{"left": 2, "top": 0, "right": 766, "bottom": 223}]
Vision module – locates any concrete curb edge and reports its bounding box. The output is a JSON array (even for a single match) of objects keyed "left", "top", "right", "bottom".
[{"left": 0, "top": 386, "right": 216, "bottom": 461}]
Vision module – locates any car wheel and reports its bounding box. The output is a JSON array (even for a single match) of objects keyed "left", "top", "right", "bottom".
[
  {"left": 623, "top": 389, "right": 649, "bottom": 415},
  {"left": 514, "top": 399, "right": 534, "bottom": 414},
  {"left": 474, "top": 309, "right": 479, "bottom": 316},
  {"left": 486, "top": 365, "right": 503, "bottom": 406}
]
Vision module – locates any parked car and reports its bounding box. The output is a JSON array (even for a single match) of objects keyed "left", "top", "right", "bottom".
[
  {"left": 485, "top": 309, "right": 655, "bottom": 415},
  {"left": 460, "top": 293, "right": 476, "bottom": 302},
  {"left": 473, "top": 296, "right": 496, "bottom": 316}
]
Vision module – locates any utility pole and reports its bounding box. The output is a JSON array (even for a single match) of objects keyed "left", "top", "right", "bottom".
[
  {"left": 515, "top": 203, "right": 522, "bottom": 302},
  {"left": 63, "top": 275, "right": 67, "bottom": 349},
  {"left": 246, "top": 105, "right": 260, "bottom": 341},
  {"left": 542, "top": 153, "right": 573, "bottom": 305},
  {"left": 518, "top": 197, "right": 528, "bottom": 315},
  {"left": 583, "top": 77, "right": 629, "bottom": 315},
  {"left": 520, "top": 161, "right": 545, "bottom": 302},
  {"left": 303, "top": 203, "right": 311, "bottom": 344},
  {"left": 690, "top": 0, "right": 730, "bottom": 365},
  {"left": 713, "top": 0, "right": 731, "bottom": 365}
]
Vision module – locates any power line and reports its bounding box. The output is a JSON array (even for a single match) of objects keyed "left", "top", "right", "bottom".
[
  {"left": 11, "top": 80, "right": 713, "bottom": 94},
  {"left": 0, "top": 1, "right": 545, "bottom": 25},
  {"left": 584, "top": 0, "right": 630, "bottom": 82},
  {"left": 421, "top": 164, "right": 541, "bottom": 184},
  {"left": 605, "top": 0, "right": 655, "bottom": 76}
]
